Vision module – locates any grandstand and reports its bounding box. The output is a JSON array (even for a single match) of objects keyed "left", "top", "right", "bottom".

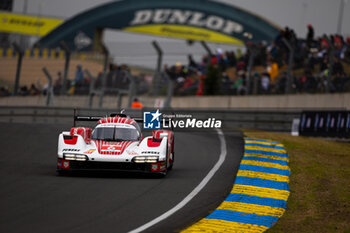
[
  {"left": 0, "top": 0, "right": 349, "bottom": 106},
  {"left": 0, "top": 49, "right": 103, "bottom": 89}
]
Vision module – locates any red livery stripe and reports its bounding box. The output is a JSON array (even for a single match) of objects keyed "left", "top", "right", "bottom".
[
  {"left": 98, "top": 117, "right": 136, "bottom": 125},
  {"left": 92, "top": 140, "right": 133, "bottom": 155}
]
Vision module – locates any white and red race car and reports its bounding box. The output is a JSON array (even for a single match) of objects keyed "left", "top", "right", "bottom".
[{"left": 57, "top": 111, "right": 174, "bottom": 176}]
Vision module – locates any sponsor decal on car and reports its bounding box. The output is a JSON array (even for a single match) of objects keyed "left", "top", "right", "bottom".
[
  {"left": 151, "top": 164, "right": 158, "bottom": 171},
  {"left": 84, "top": 149, "right": 96, "bottom": 154},
  {"left": 127, "top": 151, "right": 138, "bottom": 155},
  {"left": 63, "top": 148, "right": 80, "bottom": 152},
  {"left": 63, "top": 161, "right": 70, "bottom": 169}
]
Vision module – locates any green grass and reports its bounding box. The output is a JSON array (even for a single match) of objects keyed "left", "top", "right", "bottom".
[{"left": 243, "top": 130, "right": 350, "bottom": 233}]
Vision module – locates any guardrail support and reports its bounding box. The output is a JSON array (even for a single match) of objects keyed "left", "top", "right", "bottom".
[
  {"left": 127, "top": 72, "right": 135, "bottom": 108},
  {"left": 246, "top": 42, "right": 256, "bottom": 95},
  {"left": 59, "top": 41, "right": 71, "bottom": 95},
  {"left": 98, "top": 43, "right": 110, "bottom": 108},
  {"left": 84, "top": 69, "right": 97, "bottom": 108},
  {"left": 42, "top": 67, "right": 55, "bottom": 106},
  {"left": 12, "top": 42, "right": 23, "bottom": 96},
  {"left": 200, "top": 41, "right": 213, "bottom": 57},
  {"left": 152, "top": 40, "right": 163, "bottom": 96},
  {"left": 164, "top": 72, "right": 174, "bottom": 108},
  {"left": 282, "top": 38, "right": 294, "bottom": 94}
]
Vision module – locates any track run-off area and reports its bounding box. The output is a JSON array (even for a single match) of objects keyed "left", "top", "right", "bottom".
[{"left": 0, "top": 123, "right": 243, "bottom": 233}]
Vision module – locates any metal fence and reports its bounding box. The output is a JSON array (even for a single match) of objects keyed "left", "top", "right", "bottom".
[{"left": 3, "top": 35, "right": 350, "bottom": 110}]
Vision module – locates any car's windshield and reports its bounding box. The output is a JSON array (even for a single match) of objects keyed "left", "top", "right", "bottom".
[{"left": 91, "top": 126, "right": 139, "bottom": 141}]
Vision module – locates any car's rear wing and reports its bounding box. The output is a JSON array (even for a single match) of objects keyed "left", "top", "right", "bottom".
[
  {"left": 73, "top": 109, "right": 173, "bottom": 130},
  {"left": 73, "top": 109, "right": 102, "bottom": 127}
]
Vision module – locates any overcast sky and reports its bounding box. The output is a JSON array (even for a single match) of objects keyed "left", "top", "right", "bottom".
[
  {"left": 12, "top": 0, "right": 350, "bottom": 68},
  {"left": 13, "top": 0, "right": 350, "bottom": 37}
]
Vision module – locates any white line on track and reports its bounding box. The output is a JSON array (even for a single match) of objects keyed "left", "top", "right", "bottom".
[{"left": 128, "top": 129, "right": 227, "bottom": 233}]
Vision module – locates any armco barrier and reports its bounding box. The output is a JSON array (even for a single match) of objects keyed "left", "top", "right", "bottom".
[
  {"left": 0, "top": 106, "right": 300, "bottom": 132},
  {"left": 1, "top": 94, "right": 349, "bottom": 109}
]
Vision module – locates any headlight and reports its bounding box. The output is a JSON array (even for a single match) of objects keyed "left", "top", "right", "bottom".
[
  {"left": 63, "top": 153, "right": 88, "bottom": 161},
  {"left": 133, "top": 156, "right": 159, "bottom": 163},
  {"left": 145, "top": 156, "right": 158, "bottom": 163}
]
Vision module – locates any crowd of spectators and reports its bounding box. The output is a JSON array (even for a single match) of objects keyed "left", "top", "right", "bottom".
[
  {"left": 2, "top": 24, "right": 350, "bottom": 97},
  {"left": 163, "top": 24, "right": 350, "bottom": 96},
  {"left": 0, "top": 63, "right": 146, "bottom": 96}
]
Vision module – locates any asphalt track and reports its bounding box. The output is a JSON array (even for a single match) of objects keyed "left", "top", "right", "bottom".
[{"left": 0, "top": 123, "right": 243, "bottom": 233}]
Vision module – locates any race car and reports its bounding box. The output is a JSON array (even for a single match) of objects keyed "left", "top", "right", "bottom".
[{"left": 57, "top": 110, "right": 174, "bottom": 176}]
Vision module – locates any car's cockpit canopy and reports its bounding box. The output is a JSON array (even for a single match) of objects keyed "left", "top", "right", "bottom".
[{"left": 91, "top": 123, "right": 141, "bottom": 142}]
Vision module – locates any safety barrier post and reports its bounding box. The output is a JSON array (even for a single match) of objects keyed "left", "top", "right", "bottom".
[
  {"left": 126, "top": 71, "right": 135, "bottom": 108},
  {"left": 325, "top": 36, "right": 334, "bottom": 93},
  {"left": 282, "top": 38, "right": 294, "bottom": 94},
  {"left": 200, "top": 41, "right": 213, "bottom": 57},
  {"left": 42, "top": 67, "right": 55, "bottom": 106},
  {"left": 152, "top": 40, "right": 163, "bottom": 96},
  {"left": 84, "top": 69, "right": 96, "bottom": 108},
  {"left": 246, "top": 42, "right": 256, "bottom": 95},
  {"left": 59, "top": 41, "right": 71, "bottom": 95},
  {"left": 164, "top": 72, "right": 174, "bottom": 108},
  {"left": 12, "top": 42, "right": 23, "bottom": 96},
  {"left": 98, "top": 43, "right": 109, "bottom": 108}
]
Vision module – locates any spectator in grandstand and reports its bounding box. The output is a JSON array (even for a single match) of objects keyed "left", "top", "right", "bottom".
[
  {"left": 0, "top": 86, "right": 10, "bottom": 96},
  {"left": 19, "top": 85, "right": 29, "bottom": 96},
  {"left": 198, "top": 55, "right": 209, "bottom": 73},
  {"left": 233, "top": 70, "right": 246, "bottom": 95},
  {"left": 164, "top": 62, "right": 186, "bottom": 83},
  {"left": 74, "top": 65, "right": 84, "bottom": 85},
  {"left": 210, "top": 54, "right": 218, "bottom": 66},
  {"left": 226, "top": 51, "right": 237, "bottom": 67},
  {"left": 74, "top": 64, "right": 91, "bottom": 95},
  {"left": 274, "top": 29, "right": 285, "bottom": 49},
  {"left": 179, "top": 74, "right": 200, "bottom": 95},
  {"left": 255, "top": 41, "right": 267, "bottom": 66},
  {"left": 320, "top": 56, "right": 329, "bottom": 73},
  {"left": 106, "top": 64, "right": 117, "bottom": 88},
  {"left": 54, "top": 71, "right": 63, "bottom": 94},
  {"left": 131, "top": 98, "right": 143, "bottom": 109},
  {"left": 260, "top": 73, "right": 270, "bottom": 94},
  {"left": 266, "top": 59, "right": 279, "bottom": 85},
  {"left": 196, "top": 73, "right": 205, "bottom": 96},
  {"left": 343, "top": 37, "right": 350, "bottom": 63},
  {"left": 333, "top": 56, "right": 344, "bottom": 75},
  {"left": 162, "top": 25, "right": 350, "bottom": 97},
  {"left": 29, "top": 84, "right": 40, "bottom": 95},
  {"left": 236, "top": 60, "right": 246, "bottom": 71},
  {"left": 304, "top": 69, "right": 318, "bottom": 93},
  {"left": 306, "top": 24, "right": 314, "bottom": 47}
]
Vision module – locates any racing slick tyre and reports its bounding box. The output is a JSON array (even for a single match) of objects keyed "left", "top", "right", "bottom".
[
  {"left": 168, "top": 154, "right": 174, "bottom": 171},
  {"left": 168, "top": 137, "right": 175, "bottom": 170}
]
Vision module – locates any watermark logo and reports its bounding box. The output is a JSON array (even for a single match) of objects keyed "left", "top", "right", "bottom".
[
  {"left": 143, "top": 110, "right": 222, "bottom": 129},
  {"left": 143, "top": 109, "right": 161, "bottom": 129}
]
